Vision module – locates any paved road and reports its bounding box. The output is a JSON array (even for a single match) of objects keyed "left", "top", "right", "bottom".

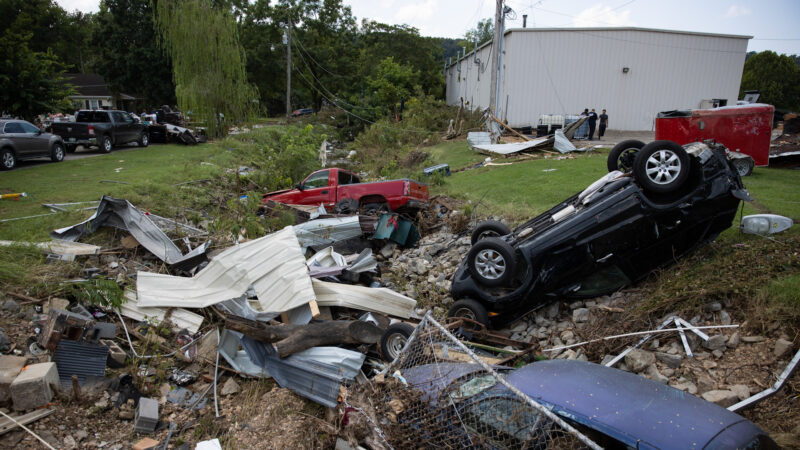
[{"left": 10, "top": 142, "right": 163, "bottom": 171}]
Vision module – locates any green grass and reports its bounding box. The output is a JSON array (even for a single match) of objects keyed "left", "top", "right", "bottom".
[
  {"left": 424, "top": 140, "right": 487, "bottom": 171},
  {"left": 762, "top": 273, "right": 800, "bottom": 309},
  {"left": 0, "top": 144, "right": 233, "bottom": 241},
  {"left": 739, "top": 166, "right": 800, "bottom": 221}
]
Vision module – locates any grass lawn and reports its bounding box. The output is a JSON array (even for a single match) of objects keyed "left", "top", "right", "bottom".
[
  {"left": 0, "top": 144, "right": 231, "bottom": 241},
  {"left": 425, "top": 140, "right": 800, "bottom": 225}
]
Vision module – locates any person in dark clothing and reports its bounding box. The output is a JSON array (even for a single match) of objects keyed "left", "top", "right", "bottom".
[
  {"left": 598, "top": 109, "right": 608, "bottom": 140},
  {"left": 587, "top": 108, "right": 598, "bottom": 140}
]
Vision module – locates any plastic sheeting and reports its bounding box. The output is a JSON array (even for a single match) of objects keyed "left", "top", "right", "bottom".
[
  {"left": 135, "top": 227, "right": 316, "bottom": 314},
  {"left": 51, "top": 196, "right": 208, "bottom": 269}
]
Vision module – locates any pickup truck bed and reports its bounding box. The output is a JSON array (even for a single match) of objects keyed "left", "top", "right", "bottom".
[{"left": 51, "top": 110, "right": 148, "bottom": 153}]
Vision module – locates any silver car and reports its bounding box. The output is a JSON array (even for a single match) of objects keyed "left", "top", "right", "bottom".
[{"left": 0, "top": 119, "right": 66, "bottom": 170}]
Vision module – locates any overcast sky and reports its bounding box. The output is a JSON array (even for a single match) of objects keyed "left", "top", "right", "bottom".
[{"left": 56, "top": 0, "right": 800, "bottom": 54}]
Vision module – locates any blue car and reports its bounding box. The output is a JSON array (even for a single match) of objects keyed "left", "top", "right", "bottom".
[{"left": 400, "top": 360, "right": 777, "bottom": 449}]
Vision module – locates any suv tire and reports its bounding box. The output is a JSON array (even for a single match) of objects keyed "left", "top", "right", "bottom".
[
  {"left": 470, "top": 220, "right": 512, "bottom": 245},
  {"left": 1, "top": 148, "right": 15, "bottom": 170},
  {"left": 138, "top": 132, "right": 149, "bottom": 147},
  {"left": 51, "top": 143, "right": 65, "bottom": 162},
  {"left": 447, "top": 299, "right": 490, "bottom": 328},
  {"left": 467, "top": 237, "right": 517, "bottom": 287},
  {"left": 633, "top": 140, "right": 690, "bottom": 194},
  {"left": 607, "top": 139, "right": 645, "bottom": 172}
]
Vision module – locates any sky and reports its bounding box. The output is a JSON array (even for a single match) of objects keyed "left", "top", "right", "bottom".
[{"left": 55, "top": 0, "right": 800, "bottom": 54}]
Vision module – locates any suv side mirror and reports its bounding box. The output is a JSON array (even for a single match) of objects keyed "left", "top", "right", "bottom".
[{"left": 295, "top": 183, "right": 304, "bottom": 191}]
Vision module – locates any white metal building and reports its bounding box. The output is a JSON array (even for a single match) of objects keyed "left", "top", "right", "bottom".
[{"left": 445, "top": 27, "right": 751, "bottom": 131}]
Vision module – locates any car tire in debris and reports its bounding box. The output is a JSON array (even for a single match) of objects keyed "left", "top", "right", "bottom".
[
  {"left": 633, "top": 140, "right": 690, "bottom": 194},
  {"left": 447, "top": 299, "right": 490, "bottom": 328},
  {"left": 607, "top": 139, "right": 645, "bottom": 172},
  {"left": 380, "top": 322, "right": 416, "bottom": 362},
  {"left": 467, "top": 237, "right": 517, "bottom": 287},
  {"left": 0, "top": 148, "right": 15, "bottom": 170},
  {"left": 361, "top": 202, "right": 390, "bottom": 216},
  {"left": 138, "top": 132, "right": 149, "bottom": 148},
  {"left": 101, "top": 135, "right": 113, "bottom": 153},
  {"left": 731, "top": 157, "right": 754, "bottom": 177},
  {"left": 470, "top": 220, "right": 512, "bottom": 245},
  {"left": 334, "top": 198, "right": 358, "bottom": 214}
]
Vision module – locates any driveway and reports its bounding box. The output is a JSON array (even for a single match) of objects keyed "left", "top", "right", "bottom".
[{"left": 10, "top": 143, "right": 163, "bottom": 170}]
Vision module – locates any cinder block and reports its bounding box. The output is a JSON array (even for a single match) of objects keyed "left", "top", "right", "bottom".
[
  {"left": 0, "top": 355, "right": 27, "bottom": 402},
  {"left": 10, "top": 362, "right": 60, "bottom": 411},
  {"left": 134, "top": 397, "right": 159, "bottom": 433}
]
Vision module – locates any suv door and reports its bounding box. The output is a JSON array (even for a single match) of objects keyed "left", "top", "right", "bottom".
[
  {"left": 3, "top": 122, "right": 33, "bottom": 156},
  {"left": 19, "top": 121, "right": 50, "bottom": 155},
  {"left": 110, "top": 111, "right": 130, "bottom": 144}
]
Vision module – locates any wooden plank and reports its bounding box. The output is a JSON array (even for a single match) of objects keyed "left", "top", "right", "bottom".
[
  {"left": 308, "top": 300, "right": 320, "bottom": 319},
  {"left": 0, "top": 409, "right": 55, "bottom": 435}
]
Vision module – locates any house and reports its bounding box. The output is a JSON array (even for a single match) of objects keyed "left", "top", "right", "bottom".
[
  {"left": 445, "top": 27, "right": 751, "bottom": 131},
  {"left": 63, "top": 73, "right": 137, "bottom": 111}
]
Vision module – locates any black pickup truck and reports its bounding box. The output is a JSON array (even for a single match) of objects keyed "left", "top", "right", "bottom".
[{"left": 51, "top": 110, "right": 149, "bottom": 153}]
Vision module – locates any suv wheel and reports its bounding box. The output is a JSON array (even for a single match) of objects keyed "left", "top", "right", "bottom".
[
  {"left": 0, "top": 148, "right": 15, "bottom": 170},
  {"left": 467, "top": 237, "right": 517, "bottom": 287},
  {"left": 633, "top": 140, "right": 690, "bottom": 194},
  {"left": 470, "top": 220, "right": 512, "bottom": 245},
  {"left": 138, "top": 132, "right": 149, "bottom": 147},
  {"left": 447, "top": 299, "right": 490, "bottom": 327},
  {"left": 51, "top": 143, "right": 65, "bottom": 162},
  {"left": 607, "top": 139, "right": 645, "bottom": 172},
  {"left": 101, "top": 136, "right": 113, "bottom": 153}
]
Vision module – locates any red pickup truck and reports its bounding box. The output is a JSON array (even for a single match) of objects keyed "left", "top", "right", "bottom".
[{"left": 262, "top": 168, "right": 429, "bottom": 213}]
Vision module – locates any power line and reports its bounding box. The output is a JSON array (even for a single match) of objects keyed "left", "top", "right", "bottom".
[{"left": 292, "top": 32, "right": 348, "bottom": 78}]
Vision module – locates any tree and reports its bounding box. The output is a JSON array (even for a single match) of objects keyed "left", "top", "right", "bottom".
[
  {"left": 93, "top": 0, "right": 174, "bottom": 107},
  {"left": 366, "top": 57, "right": 419, "bottom": 117},
  {"left": 154, "top": 0, "right": 259, "bottom": 137},
  {"left": 740, "top": 51, "right": 800, "bottom": 110},
  {"left": 460, "top": 18, "right": 493, "bottom": 52},
  {"left": 0, "top": 31, "right": 74, "bottom": 120}
]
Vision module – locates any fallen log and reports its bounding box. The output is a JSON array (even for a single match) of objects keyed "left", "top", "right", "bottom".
[{"left": 225, "top": 315, "right": 384, "bottom": 358}]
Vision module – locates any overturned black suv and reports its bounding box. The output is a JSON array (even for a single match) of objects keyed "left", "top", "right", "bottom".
[{"left": 449, "top": 140, "right": 750, "bottom": 328}]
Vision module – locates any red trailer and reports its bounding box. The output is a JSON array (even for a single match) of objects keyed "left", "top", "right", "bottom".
[{"left": 655, "top": 104, "right": 774, "bottom": 167}]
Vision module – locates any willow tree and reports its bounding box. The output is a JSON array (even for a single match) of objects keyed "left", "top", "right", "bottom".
[{"left": 153, "top": 0, "right": 258, "bottom": 137}]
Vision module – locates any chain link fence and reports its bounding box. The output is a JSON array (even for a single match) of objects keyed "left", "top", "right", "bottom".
[{"left": 343, "top": 313, "right": 601, "bottom": 450}]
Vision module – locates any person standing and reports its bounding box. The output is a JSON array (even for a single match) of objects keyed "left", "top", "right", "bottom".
[
  {"left": 587, "top": 108, "right": 598, "bottom": 140},
  {"left": 598, "top": 109, "right": 608, "bottom": 140}
]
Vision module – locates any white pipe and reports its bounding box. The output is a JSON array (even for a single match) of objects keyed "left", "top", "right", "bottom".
[{"left": 543, "top": 324, "right": 739, "bottom": 353}]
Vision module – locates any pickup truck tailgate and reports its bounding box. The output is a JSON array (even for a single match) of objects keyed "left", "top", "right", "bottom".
[
  {"left": 51, "top": 123, "right": 92, "bottom": 141},
  {"left": 406, "top": 180, "right": 429, "bottom": 201}
]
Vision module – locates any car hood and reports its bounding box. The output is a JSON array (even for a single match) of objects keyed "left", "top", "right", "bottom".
[{"left": 509, "top": 360, "right": 761, "bottom": 449}]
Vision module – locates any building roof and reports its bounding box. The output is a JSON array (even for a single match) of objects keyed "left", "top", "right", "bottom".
[
  {"left": 63, "top": 73, "right": 112, "bottom": 98},
  {"left": 447, "top": 26, "right": 752, "bottom": 68}
]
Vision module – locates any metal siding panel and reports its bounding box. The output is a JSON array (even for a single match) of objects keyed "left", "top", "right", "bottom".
[{"left": 449, "top": 29, "right": 749, "bottom": 130}]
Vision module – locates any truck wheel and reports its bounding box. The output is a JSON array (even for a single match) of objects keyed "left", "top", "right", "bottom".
[
  {"left": 0, "top": 148, "right": 15, "bottom": 170},
  {"left": 447, "top": 299, "right": 490, "bottom": 328},
  {"left": 361, "top": 202, "right": 390, "bottom": 216},
  {"left": 138, "top": 132, "right": 149, "bottom": 148},
  {"left": 633, "top": 140, "right": 690, "bottom": 194},
  {"left": 101, "top": 136, "right": 113, "bottom": 153},
  {"left": 607, "top": 139, "right": 645, "bottom": 172},
  {"left": 467, "top": 237, "right": 516, "bottom": 287},
  {"left": 65, "top": 144, "right": 77, "bottom": 153},
  {"left": 470, "top": 220, "right": 512, "bottom": 245},
  {"left": 380, "top": 322, "right": 416, "bottom": 362},
  {"left": 50, "top": 143, "right": 65, "bottom": 162}
]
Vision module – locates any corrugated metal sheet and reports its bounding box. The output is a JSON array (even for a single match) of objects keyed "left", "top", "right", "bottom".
[
  {"left": 54, "top": 340, "right": 109, "bottom": 387},
  {"left": 293, "top": 216, "right": 363, "bottom": 250},
  {"left": 231, "top": 331, "right": 365, "bottom": 407},
  {"left": 312, "top": 279, "right": 417, "bottom": 318},
  {"left": 447, "top": 28, "right": 749, "bottom": 130},
  {"left": 135, "top": 226, "right": 315, "bottom": 313},
  {"left": 120, "top": 290, "right": 204, "bottom": 333}
]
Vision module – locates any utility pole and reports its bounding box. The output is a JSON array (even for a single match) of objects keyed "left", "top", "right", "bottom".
[
  {"left": 489, "top": 0, "right": 502, "bottom": 117},
  {"left": 285, "top": 21, "right": 292, "bottom": 119}
]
